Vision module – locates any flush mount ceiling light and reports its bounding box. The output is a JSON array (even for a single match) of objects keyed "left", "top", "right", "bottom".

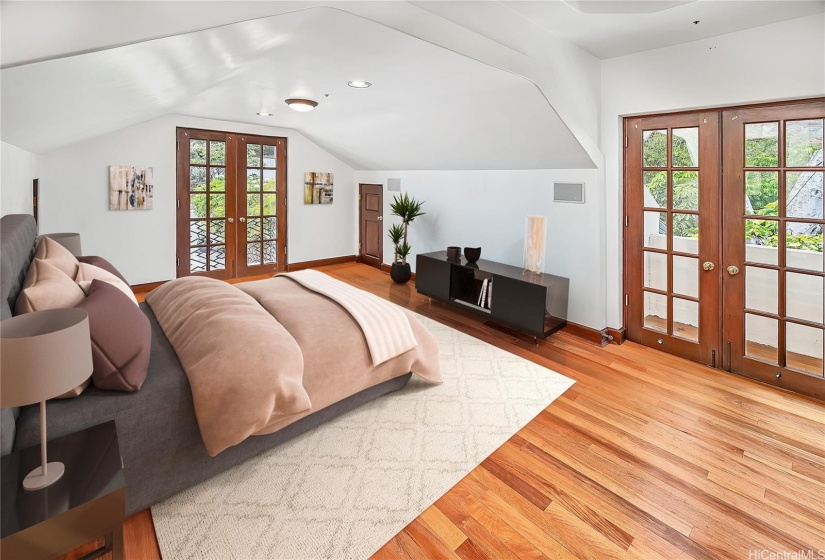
[
  {"left": 285, "top": 98, "right": 318, "bottom": 112},
  {"left": 347, "top": 80, "right": 372, "bottom": 89},
  {"left": 257, "top": 111, "right": 272, "bottom": 116}
]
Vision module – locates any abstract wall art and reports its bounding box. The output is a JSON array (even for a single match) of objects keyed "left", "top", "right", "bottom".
[
  {"left": 303, "top": 172, "right": 334, "bottom": 204},
  {"left": 109, "top": 166, "right": 153, "bottom": 210}
]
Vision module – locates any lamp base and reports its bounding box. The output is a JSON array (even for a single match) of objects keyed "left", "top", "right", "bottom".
[{"left": 23, "top": 461, "right": 65, "bottom": 491}]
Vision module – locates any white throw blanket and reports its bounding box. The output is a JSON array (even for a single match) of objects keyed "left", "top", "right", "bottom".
[{"left": 281, "top": 270, "right": 418, "bottom": 365}]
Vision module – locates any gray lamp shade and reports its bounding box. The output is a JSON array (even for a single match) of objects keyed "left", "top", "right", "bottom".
[
  {"left": 0, "top": 308, "right": 93, "bottom": 407},
  {"left": 42, "top": 233, "right": 82, "bottom": 256}
]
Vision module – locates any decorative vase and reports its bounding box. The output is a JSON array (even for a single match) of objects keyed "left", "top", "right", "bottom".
[
  {"left": 464, "top": 247, "right": 481, "bottom": 263},
  {"left": 390, "top": 262, "right": 412, "bottom": 284},
  {"left": 446, "top": 246, "right": 461, "bottom": 261}
]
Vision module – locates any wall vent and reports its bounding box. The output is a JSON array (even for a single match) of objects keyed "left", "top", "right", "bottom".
[
  {"left": 553, "top": 182, "right": 585, "bottom": 204},
  {"left": 387, "top": 178, "right": 402, "bottom": 192}
]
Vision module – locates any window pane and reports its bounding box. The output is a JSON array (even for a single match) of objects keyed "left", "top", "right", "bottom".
[
  {"left": 264, "top": 217, "right": 277, "bottom": 240},
  {"left": 190, "top": 166, "right": 207, "bottom": 192},
  {"left": 745, "top": 122, "right": 778, "bottom": 167},
  {"left": 247, "top": 218, "right": 261, "bottom": 241},
  {"left": 190, "top": 194, "right": 207, "bottom": 219},
  {"left": 247, "top": 144, "right": 261, "bottom": 167},
  {"left": 263, "top": 194, "right": 277, "bottom": 215},
  {"left": 672, "top": 213, "right": 698, "bottom": 254},
  {"left": 672, "top": 171, "right": 698, "bottom": 210},
  {"left": 672, "top": 127, "right": 698, "bottom": 167},
  {"left": 643, "top": 130, "right": 667, "bottom": 167},
  {"left": 643, "top": 251, "right": 667, "bottom": 291},
  {"left": 263, "top": 241, "right": 276, "bottom": 264},
  {"left": 247, "top": 194, "right": 260, "bottom": 217},
  {"left": 643, "top": 171, "right": 667, "bottom": 208},
  {"left": 745, "top": 171, "right": 778, "bottom": 216},
  {"left": 673, "top": 298, "right": 699, "bottom": 342},
  {"left": 643, "top": 211, "right": 667, "bottom": 249},
  {"left": 786, "top": 272, "right": 823, "bottom": 324},
  {"left": 643, "top": 291, "right": 667, "bottom": 333},
  {"left": 210, "top": 220, "right": 225, "bottom": 245},
  {"left": 785, "top": 119, "right": 823, "bottom": 167},
  {"left": 247, "top": 242, "right": 261, "bottom": 266},
  {"left": 745, "top": 314, "right": 778, "bottom": 365},
  {"left": 745, "top": 266, "right": 778, "bottom": 314},
  {"left": 209, "top": 141, "right": 225, "bottom": 166},
  {"left": 672, "top": 256, "right": 698, "bottom": 298},
  {"left": 209, "top": 167, "right": 225, "bottom": 192},
  {"left": 190, "top": 139, "right": 206, "bottom": 164},
  {"left": 209, "top": 194, "right": 225, "bottom": 218},
  {"left": 247, "top": 169, "right": 261, "bottom": 192},
  {"left": 745, "top": 218, "right": 779, "bottom": 265},
  {"left": 190, "top": 220, "right": 207, "bottom": 245},
  {"left": 786, "top": 323, "right": 824, "bottom": 377},
  {"left": 786, "top": 171, "right": 823, "bottom": 220},
  {"left": 263, "top": 145, "right": 277, "bottom": 167},
  {"left": 190, "top": 247, "right": 207, "bottom": 273},
  {"left": 786, "top": 223, "right": 823, "bottom": 272},
  {"left": 262, "top": 169, "right": 277, "bottom": 191},
  {"left": 209, "top": 246, "right": 225, "bottom": 270}
]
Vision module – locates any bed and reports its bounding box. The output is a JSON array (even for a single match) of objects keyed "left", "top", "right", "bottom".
[{"left": 0, "top": 214, "right": 440, "bottom": 515}]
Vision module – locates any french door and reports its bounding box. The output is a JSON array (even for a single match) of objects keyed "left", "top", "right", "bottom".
[
  {"left": 626, "top": 100, "right": 824, "bottom": 399},
  {"left": 176, "top": 128, "right": 287, "bottom": 279}
]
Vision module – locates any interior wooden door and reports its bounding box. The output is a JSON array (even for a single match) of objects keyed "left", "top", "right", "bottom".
[
  {"left": 626, "top": 112, "right": 722, "bottom": 365},
  {"left": 236, "top": 134, "right": 287, "bottom": 277},
  {"left": 722, "top": 102, "right": 824, "bottom": 398},
  {"left": 359, "top": 184, "right": 383, "bottom": 269},
  {"left": 176, "top": 128, "right": 236, "bottom": 280}
]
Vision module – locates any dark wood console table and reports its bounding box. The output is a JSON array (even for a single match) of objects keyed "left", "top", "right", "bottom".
[{"left": 416, "top": 251, "right": 569, "bottom": 339}]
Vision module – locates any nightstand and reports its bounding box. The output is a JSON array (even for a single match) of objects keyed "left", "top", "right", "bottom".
[{"left": 1, "top": 420, "right": 125, "bottom": 559}]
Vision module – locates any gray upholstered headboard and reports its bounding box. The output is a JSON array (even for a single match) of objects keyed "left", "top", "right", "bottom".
[
  {"left": 0, "top": 214, "right": 37, "bottom": 455},
  {"left": 1, "top": 214, "right": 37, "bottom": 321}
]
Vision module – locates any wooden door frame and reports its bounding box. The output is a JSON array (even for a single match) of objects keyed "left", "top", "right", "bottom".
[{"left": 358, "top": 183, "right": 383, "bottom": 269}]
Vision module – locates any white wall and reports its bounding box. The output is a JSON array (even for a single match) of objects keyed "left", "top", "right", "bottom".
[
  {"left": 1, "top": 141, "right": 39, "bottom": 216},
  {"left": 356, "top": 170, "right": 604, "bottom": 330},
  {"left": 36, "top": 115, "right": 356, "bottom": 284},
  {"left": 601, "top": 13, "right": 825, "bottom": 328}
]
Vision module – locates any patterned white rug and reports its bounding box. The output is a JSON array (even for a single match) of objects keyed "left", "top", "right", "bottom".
[{"left": 151, "top": 314, "right": 574, "bottom": 559}]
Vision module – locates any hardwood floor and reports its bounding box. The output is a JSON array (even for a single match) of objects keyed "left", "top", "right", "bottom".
[{"left": 120, "top": 263, "right": 824, "bottom": 559}]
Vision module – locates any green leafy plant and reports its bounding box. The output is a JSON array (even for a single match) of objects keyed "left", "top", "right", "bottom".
[{"left": 388, "top": 193, "right": 425, "bottom": 265}]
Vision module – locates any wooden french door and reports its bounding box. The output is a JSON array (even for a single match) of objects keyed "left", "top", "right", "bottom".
[
  {"left": 722, "top": 103, "right": 824, "bottom": 397},
  {"left": 626, "top": 112, "right": 722, "bottom": 365},
  {"left": 626, "top": 100, "right": 824, "bottom": 399},
  {"left": 176, "top": 128, "right": 287, "bottom": 279},
  {"left": 358, "top": 184, "right": 383, "bottom": 269}
]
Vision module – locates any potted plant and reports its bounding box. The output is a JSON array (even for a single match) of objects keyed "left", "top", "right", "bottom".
[{"left": 388, "top": 193, "right": 425, "bottom": 284}]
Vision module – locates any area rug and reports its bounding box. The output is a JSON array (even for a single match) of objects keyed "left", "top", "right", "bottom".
[{"left": 151, "top": 314, "right": 574, "bottom": 559}]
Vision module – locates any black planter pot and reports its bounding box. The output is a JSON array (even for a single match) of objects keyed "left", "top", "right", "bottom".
[{"left": 390, "top": 262, "right": 412, "bottom": 284}]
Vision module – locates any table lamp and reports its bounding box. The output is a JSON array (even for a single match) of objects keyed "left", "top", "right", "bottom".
[
  {"left": 1, "top": 308, "right": 93, "bottom": 490},
  {"left": 41, "top": 232, "right": 82, "bottom": 256}
]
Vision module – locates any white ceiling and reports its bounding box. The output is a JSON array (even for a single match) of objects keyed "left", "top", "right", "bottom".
[{"left": 0, "top": 7, "right": 593, "bottom": 170}]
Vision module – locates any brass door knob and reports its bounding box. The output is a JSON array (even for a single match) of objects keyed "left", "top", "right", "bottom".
[
  {"left": 239, "top": 217, "right": 246, "bottom": 223},
  {"left": 727, "top": 265, "right": 740, "bottom": 276},
  {"left": 703, "top": 262, "right": 715, "bottom": 271},
  {"left": 227, "top": 217, "right": 235, "bottom": 223}
]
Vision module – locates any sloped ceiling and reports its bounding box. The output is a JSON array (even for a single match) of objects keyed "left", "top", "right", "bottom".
[{"left": 0, "top": 7, "right": 595, "bottom": 170}]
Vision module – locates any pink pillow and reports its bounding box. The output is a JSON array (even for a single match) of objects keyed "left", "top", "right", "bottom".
[
  {"left": 75, "top": 263, "right": 138, "bottom": 305},
  {"left": 15, "top": 259, "right": 86, "bottom": 315},
  {"left": 35, "top": 236, "right": 79, "bottom": 278}
]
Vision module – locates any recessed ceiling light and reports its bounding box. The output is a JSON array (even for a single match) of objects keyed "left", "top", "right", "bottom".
[
  {"left": 285, "top": 98, "right": 318, "bottom": 112},
  {"left": 347, "top": 81, "right": 372, "bottom": 89},
  {"left": 257, "top": 111, "right": 272, "bottom": 116}
]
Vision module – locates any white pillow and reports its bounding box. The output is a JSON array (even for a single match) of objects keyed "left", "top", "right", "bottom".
[{"left": 75, "top": 263, "right": 138, "bottom": 306}]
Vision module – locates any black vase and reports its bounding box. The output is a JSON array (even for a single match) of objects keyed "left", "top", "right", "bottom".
[
  {"left": 390, "top": 262, "right": 412, "bottom": 284},
  {"left": 464, "top": 247, "right": 481, "bottom": 263}
]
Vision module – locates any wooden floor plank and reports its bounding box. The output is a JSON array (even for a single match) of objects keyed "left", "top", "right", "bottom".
[{"left": 120, "top": 264, "right": 825, "bottom": 560}]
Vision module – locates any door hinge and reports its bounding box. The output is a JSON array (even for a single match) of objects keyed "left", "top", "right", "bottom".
[
  {"left": 625, "top": 215, "right": 629, "bottom": 227},
  {"left": 176, "top": 256, "right": 180, "bottom": 267},
  {"left": 625, "top": 294, "right": 629, "bottom": 306},
  {"left": 177, "top": 198, "right": 180, "bottom": 209},
  {"left": 624, "top": 136, "right": 628, "bottom": 148},
  {"left": 359, "top": 242, "right": 362, "bottom": 251},
  {"left": 359, "top": 193, "right": 362, "bottom": 201}
]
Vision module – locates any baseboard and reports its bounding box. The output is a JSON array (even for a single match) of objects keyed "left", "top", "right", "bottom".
[
  {"left": 563, "top": 322, "right": 609, "bottom": 347},
  {"left": 131, "top": 280, "right": 167, "bottom": 294},
  {"left": 287, "top": 255, "right": 356, "bottom": 272},
  {"left": 380, "top": 263, "right": 416, "bottom": 281},
  {"left": 605, "top": 327, "right": 626, "bottom": 345}
]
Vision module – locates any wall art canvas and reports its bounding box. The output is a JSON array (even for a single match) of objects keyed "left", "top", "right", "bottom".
[
  {"left": 524, "top": 215, "right": 546, "bottom": 274},
  {"left": 304, "top": 172, "right": 334, "bottom": 204},
  {"left": 109, "top": 166, "right": 154, "bottom": 210}
]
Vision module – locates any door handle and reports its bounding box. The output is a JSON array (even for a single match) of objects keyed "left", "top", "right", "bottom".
[
  {"left": 239, "top": 217, "right": 246, "bottom": 223},
  {"left": 227, "top": 218, "right": 234, "bottom": 223},
  {"left": 378, "top": 216, "right": 383, "bottom": 221},
  {"left": 727, "top": 265, "right": 739, "bottom": 276},
  {"left": 702, "top": 262, "right": 715, "bottom": 271}
]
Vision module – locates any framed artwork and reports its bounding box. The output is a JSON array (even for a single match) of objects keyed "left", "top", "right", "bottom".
[
  {"left": 304, "top": 172, "right": 333, "bottom": 204},
  {"left": 109, "top": 166, "right": 153, "bottom": 210}
]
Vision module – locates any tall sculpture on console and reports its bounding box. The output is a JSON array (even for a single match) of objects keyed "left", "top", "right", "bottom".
[{"left": 524, "top": 215, "right": 546, "bottom": 274}]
